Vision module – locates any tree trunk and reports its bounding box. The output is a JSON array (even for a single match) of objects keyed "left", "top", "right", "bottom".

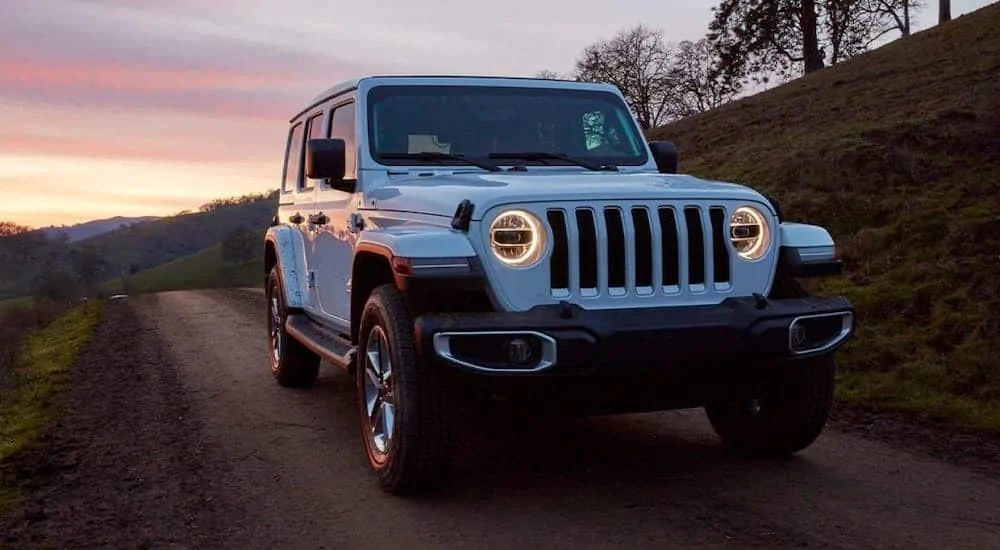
[
  {"left": 903, "top": 1, "right": 911, "bottom": 36},
  {"left": 802, "top": 0, "right": 824, "bottom": 73},
  {"left": 939, "top": 0, "right": 951, "bottom": 23}
]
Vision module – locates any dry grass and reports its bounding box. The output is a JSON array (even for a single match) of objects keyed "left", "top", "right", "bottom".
[
  {"left": 648, "top": 4, "right": 1000, "bottom": 430},
  {"left": 0, "top": 302, "right": 102, "bottom": 516}
]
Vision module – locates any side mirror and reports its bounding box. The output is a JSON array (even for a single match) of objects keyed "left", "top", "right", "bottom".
[
  {"left": 305, "top": 138, "right": 346, "bottom": 182},
  {"left": 648, "top": 140, "right": 678, "bottom": 174}
]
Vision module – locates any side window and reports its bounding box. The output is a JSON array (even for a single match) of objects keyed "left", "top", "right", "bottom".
[
  {"left": 282, "top": 122, "right": 304, "bottom": 194},
  {"left": 330, "top": 102, "right": 356, "bottom": 180},
  {"left": 301, "top": 112, "right": 325, "bottom": 190}
]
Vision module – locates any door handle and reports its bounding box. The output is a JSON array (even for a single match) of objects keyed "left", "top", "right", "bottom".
[
  {"left": 309, "top": 212, "right": 329, "bottom": 226},
  {"left": 289, "top": 212, "right": 304, "bottom": 224}
]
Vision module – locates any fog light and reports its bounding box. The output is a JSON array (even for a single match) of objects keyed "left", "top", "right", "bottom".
[
  {"left": 507, "top": 338, "right": 534, "bottom": 365},
  {"left": 788, "top": 312, "right": 853, "bottom": 354},
  {"left": 790, "top": 323, "right": 807, "bottom": 349},
  {"left": 432, "top": 331, "right": 558, "bottom": 373}
]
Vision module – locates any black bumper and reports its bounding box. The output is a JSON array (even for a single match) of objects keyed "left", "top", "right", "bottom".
[{"left": 412, "top": 295, "right": 854, "bottom": 377}]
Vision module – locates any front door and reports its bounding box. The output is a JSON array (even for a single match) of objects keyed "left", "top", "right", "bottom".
[
  {"left": 311, "top": 99, "right": 359, "bottom": 332},
  {"left": 296, "top": 111, "right": 325, "bottom": 313}
]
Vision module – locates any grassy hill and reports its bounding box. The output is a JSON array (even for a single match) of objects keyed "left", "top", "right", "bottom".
[
  {"left": 649, "top": 3, "right": 1000, "bottom": 429},
  {"left": 84, "top": 194, "right": 276, "bottom": 275},
  {"left": 102, "top": 244, "right": 263, "bottom": 295}
]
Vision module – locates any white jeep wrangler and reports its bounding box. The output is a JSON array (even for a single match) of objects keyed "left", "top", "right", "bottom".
[{"left": 264, "top": 75, "right": 855, "bottom": 494}]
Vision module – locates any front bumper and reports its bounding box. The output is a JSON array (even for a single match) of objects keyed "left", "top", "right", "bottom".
[{"left": 412, "top": 295, "right": 854, "bottom": 377}]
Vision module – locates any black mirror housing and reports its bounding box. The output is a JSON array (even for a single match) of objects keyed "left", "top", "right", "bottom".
[
  {"left": 648, "top": 140, "right": 678, "bottom": 174},
  {"left": 305, "top": 138, "right": 346, "bottom": 181}
]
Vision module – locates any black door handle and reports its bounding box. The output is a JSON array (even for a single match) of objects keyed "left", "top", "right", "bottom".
[
  {"left": 289, "top": 212, "right": 304, "bottom": 224},
  {"left": 309, "top": 212, "right": 329, "bottom": 225}
]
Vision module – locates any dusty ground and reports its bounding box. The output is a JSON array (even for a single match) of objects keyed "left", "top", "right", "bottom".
[{"left": 3, "top": 289, "right": 1000, "bottom": 549}]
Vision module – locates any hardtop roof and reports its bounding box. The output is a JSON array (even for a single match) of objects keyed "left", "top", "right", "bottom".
[{"left": 292, "top": 75, "right": 619, "bottom": 122}]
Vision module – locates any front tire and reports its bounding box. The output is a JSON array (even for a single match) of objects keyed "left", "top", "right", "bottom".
[
  {"left": 706, "top": 273, "right": 835, "bottom": 456},
  {"left": 356, "top": 284, "right": 456, "bottom": 495},
  {"left": 266, "top": 267, "right": 320, "bottom": 388},
  {"left": 705, "top": 355, "right": 835, "bottom": 457}
]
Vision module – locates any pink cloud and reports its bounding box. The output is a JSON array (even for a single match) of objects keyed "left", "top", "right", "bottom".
[
  {"left": 0, "top": 133, "right": 276, "bottom": 165},
  {"left": 0, "top": 57, "right": 288, "bottom": 94}
]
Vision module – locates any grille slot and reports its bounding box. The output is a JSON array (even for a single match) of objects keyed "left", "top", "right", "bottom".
[
  {"left": 684, "top": 207, "right": 706, "bottom": 286},
  {"left": 576, "top": 209, "right": 598, "bottom": 294},
  {"left": 546, "top": 210, "right": 569, "bottom": 291},
  {"left": 709, "top": 207, "right": 731, "bottom": 284},
  {"left": 658, "top": 207, "right": 680, "bottom": 287},
  {"left": 544, "top": 202, "right": 738, "bottom": 301},
  {"left": 604, "top": 207, "right": 626, "bottom": 293},
  {"left": 631, "top": 207, "right": 653, "bottom": 291}
]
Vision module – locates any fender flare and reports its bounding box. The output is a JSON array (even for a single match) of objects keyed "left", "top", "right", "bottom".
[
  {"left": 264, "top": 225, "right": 309, "bottom": 309},
  {"left": 777, "top": 222, "right": 842, "bottom": 277}
]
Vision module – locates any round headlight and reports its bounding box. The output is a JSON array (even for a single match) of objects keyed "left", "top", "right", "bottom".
[
  {"left": 729, "top": 206, "right": 771, "bottom": 260},
  {"left": 489, "top": 210, "right": 546, "bottom": 267}
]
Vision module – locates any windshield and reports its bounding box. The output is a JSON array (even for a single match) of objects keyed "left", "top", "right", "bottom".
[{"left": 366, "top": 85, "right": 649, "bottom": 167}]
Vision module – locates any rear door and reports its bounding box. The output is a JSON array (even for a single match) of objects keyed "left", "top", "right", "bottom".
[{"left": 279, "top": 119, "right": 320, "bottom": 313}]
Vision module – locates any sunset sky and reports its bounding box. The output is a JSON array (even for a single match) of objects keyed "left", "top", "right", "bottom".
[{"left": 2, "top": 0, "right": 990, "bottom": 228}]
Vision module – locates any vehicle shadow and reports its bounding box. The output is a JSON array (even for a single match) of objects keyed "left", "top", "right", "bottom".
[{"left": 310, "top": 365, "right": 827, "bottom": 503}]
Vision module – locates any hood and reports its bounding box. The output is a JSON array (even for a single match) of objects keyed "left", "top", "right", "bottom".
[{"left": 364, "top": 169, "right": 770, "bottom": 220}]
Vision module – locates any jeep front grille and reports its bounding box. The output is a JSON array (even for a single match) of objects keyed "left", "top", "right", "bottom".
[{"left": 545, "top": 205, "right": 733, "bottom": 299}]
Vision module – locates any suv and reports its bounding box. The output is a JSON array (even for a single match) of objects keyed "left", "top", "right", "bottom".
[{"left": 264, "top": 75, "right": 854, "bottom": 494}]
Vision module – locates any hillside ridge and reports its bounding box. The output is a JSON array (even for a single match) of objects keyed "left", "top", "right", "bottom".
[{"left": 39, "top": 216, "right": 162, "bottom": 243}]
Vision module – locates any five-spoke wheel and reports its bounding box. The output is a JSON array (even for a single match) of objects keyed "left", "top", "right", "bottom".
[{"left": 362, "top": 325, "right": 396, "bottom": 460}]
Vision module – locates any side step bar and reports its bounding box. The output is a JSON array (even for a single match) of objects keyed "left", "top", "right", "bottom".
[{"left": 285, "top": 314, "right": 357, "bottom": 373}]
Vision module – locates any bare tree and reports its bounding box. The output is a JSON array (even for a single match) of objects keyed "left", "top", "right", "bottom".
[
  {"left": 870, "top": 0, "right": 921, "bottom": 36},
  {"left": 534, "top": 70, "right": 565, "bottom": 80},
  {"left": 572, "top": 24, "right": 676, "bottom": 129},
  {"left": 669, "top": 39, "right": 742, "bottom": 117},
  {"left": 939, "top": 0, "right": 951, "bottom": 23}
]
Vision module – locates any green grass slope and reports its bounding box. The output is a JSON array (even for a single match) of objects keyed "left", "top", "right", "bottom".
[
  {"left": 649, "top": 4, "right": 1000, "bottom": 430},
  {"left": 102, "top": 244, "right": 263, "bottom": 295},
  {"left": 84, "top": 194, "right": 275, "bottom": 275}
]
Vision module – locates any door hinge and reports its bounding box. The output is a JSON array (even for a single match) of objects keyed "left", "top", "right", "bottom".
[{"left": 347, "top": 212, "right": 365, "bottom": 234}]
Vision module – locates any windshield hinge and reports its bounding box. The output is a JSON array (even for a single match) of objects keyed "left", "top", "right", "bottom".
[{"left": 451, "top": 200, "right": 475, "bottom": 231}]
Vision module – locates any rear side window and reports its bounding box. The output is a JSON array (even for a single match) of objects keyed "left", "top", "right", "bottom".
[
  {"left": 301, "top": 113, "right": 325, "bottom": 190},
  {"left": 282, "top": 122, "right": 304, "bottom": 194},
  {"left": 330, "top": 102, "right": 356, "bottom": 180}
]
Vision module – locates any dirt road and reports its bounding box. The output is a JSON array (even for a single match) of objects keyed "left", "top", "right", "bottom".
[{"left": 4, "top": 289, "right": 1000, "bottom": 549}]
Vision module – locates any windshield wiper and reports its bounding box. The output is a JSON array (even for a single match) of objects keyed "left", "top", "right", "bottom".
[
  {"left": 488, "top": 151, "right": 618, "bottom": 172},
  {"left": 378, "top": 152, "right": 502, "bottom": 172}
]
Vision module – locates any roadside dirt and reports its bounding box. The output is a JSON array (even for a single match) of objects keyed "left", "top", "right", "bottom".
[{"left": 3, "top": 288, "right": 1000, "bottom": 549}]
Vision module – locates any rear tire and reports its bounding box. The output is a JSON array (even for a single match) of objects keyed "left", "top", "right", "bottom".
[
  {"left": 266, "top": 267, "right": 320, "bottom": 388},
  {"left": 356, "top": 284, "right": 456, "bottom": 495}
]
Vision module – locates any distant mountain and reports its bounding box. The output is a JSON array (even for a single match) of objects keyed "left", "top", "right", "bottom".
[{"left": 40, "top": 216, "right": 162, "bottom": 243}]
